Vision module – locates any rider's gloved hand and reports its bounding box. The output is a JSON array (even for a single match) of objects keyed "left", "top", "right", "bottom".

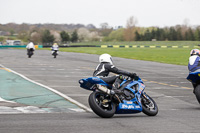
[
  {"left": 129, "top": 73, "right": 139, "bottom": 80},
  {"left": 129, "top": 73, "right": 137, "bottom": 78},
  {"left": 134, "top": 75, "right": 139, "bottom": 80}
]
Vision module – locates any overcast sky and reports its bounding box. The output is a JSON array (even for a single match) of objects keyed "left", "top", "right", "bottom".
[{"left": 0, "top": 0, "right": 199, "bottom": 28}]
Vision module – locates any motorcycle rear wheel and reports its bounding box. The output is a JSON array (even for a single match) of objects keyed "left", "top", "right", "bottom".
[
  {"left": 194, "top": 85, "right": 200, "bottom": 104},
  {"left": 141, "top": 93, "right": 158, "bottom": 116},
  {"left": 89, "top": 91, "right": 116, "bottom": 118}
]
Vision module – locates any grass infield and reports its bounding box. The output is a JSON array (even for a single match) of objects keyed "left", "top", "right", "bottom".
[
  {"left": 40, "top": 41, "right": 200, "bottom": 66},
  {"left": 50, "top": 47, "right": 190, "bottom": 66}
]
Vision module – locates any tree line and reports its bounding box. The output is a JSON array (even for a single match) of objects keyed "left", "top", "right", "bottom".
[
  {"left": 41, "top": 30, "right": 78, "bottom": 45},
  {"left": 3, "top": 29, "right": 79, "bottom": 45},
  {"left": 104, "top": 17, "right": 200, "bottom": 42},
  {"left": 1, "top": 17, "right": 200, "bottom": 44},
  {"left": 134, "top": 26, "right": 200, "bottom": 41},
  {"left": 105, "top": 26, "right": 200, "bottom": 41}
]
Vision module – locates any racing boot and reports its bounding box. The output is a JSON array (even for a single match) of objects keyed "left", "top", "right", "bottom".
[{"left": 112, "top": 77, "right": 123, "bottom": 94}]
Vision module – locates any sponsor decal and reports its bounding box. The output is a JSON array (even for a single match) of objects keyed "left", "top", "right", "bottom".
[
  {"left": 92, "top": 77, "right": 100, "bottom": 81},
  {"left": 122, "top": 104, "right": 135, "bottom": 109},
  {"left": 135, "top": 106, "right": 140, "bottom": 108},
  {"left": 127, "top": 101, "right": 133, "bottom": 104},
  {"left": 121, "top": 104, "right": 141, "bottom": 110}
]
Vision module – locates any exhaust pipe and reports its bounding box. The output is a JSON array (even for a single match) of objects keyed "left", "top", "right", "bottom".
[{"left": 97, "top": 84, "right": 113, "bottom": 95}]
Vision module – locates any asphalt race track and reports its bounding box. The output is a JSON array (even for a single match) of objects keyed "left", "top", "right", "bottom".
[{"left": 0, "top": 49, "right": 200, "bottom": 133}]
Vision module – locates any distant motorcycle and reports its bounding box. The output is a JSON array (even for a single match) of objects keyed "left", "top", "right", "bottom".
[
  {"left": 27, "top": 48, "right": 34, "bottom": 58},
  {"left": 187, "top": 72, "right": 200, "bottom": 104},
  {"left": 79, "top": 76, "right": 158, "bottom": 118},
  {"left": 52, "top": 50, "right": 58, "bottom": 58}
]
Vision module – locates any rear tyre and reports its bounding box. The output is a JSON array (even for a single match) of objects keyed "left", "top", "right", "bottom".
[
  {"left": 89, "top": 91, "right": 116, "bottom": 118},
  {"left": 141, "top": 93, "right": 158, "bottom": 116},
  {"left": 194, "top": 85, "right": 200, "bottom": 104}
]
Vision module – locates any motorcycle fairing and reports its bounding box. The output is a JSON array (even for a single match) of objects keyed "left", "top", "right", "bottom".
[
  {"left": 79, "top": 77, "right": 109, "bottom": 91},
  {"left": 116, "top": 100, "right": 142, "bottom": 114},
  {"left": 124, "top": 80, "right": 145, "bottom": 94},
  {"left": 115, "top": 81, "right": 144, "bottom": 114},
  {"left": 187, "top": 72, "right": 200, "bottom": 83}
]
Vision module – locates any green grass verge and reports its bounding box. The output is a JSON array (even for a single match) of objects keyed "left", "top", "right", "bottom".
[
  {"left": 40, "top": 41, "right": 200, "bottom": 65},
  {"left": 41, "top": 47, "right": 191, "bottom": 66}
]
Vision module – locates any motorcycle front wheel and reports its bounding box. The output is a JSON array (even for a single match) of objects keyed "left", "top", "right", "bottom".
[
  {"left": 194, "top": 85, "right": 200, "bottom": 104},
  {"left": 141, "top": 93, "right": 158, "bottom": 116},
  {"left": 52, "top": 52, "right": 57, "bottom": 58},
  {"left": 89, "top": 91, "right": 116, "bottom": 118},
  {"left": 28, "top": 51, "right": 33, "bottom": 58},
  {"left": 28, "top": 53, "right": 32, "bottom": 58}
]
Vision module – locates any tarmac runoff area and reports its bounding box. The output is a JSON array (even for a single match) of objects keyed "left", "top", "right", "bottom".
[{"left": 0, "top": 65, "right": 89, "bottom": 114}]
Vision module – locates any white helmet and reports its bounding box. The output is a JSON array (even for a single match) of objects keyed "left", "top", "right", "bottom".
[
  {"left": 190, "top": 49, "right": 200, "bottom": 56},
  {"left": 99, "top": 54, "right": 113, "bottom": 64}
]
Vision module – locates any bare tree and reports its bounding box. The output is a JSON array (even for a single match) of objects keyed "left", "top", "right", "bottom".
[
  {"left": 50, "top": 30, "right": 61, "bottom": 42},
  {"left": 100, "top": 23, "right": 109, "bottom": 29},
  {"left": 89, "top": 31, "right": 100, "bottom": 41},
  {"left": 30, "top": 31, "right": 41, "bottom": 44},
  {"left": 124, "top": 16, "right": 138, "bottom": 41},
  {"left": 77, "top": 28, "right": 90, "bottom": 42},
  {"left": 77, "top": 28, "right": 100, "bottom": 42}
]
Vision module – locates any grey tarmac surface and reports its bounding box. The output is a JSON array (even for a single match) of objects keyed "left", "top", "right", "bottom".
[{"left": 0, "top": 49, "right": 200, "bottom": 133}]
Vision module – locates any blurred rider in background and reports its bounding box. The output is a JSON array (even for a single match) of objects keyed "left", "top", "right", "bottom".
[
  {"left": 26, "top": 41, "right": 35, "bottom": 54},
  {"left": 51, "top": 43, "right": 59, "bottom": 54}
]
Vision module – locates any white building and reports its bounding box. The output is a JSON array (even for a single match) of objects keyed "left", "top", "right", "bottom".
[{"left": 6, "top": 40, "right": 21, "bottom": 45}]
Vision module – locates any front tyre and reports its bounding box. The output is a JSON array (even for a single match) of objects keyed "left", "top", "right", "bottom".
[
  {"left": 194, "top": 85, "right": 200, "bottom": 104},
  {"left": 53, "top": 51, "right": 57, "bottom": 58},
  {"left": 141, "top": 93, "right": 158, "bottom": 116},
  {"left": 89, "top": 91, "right": 116, "bottom": 118},
  {"left": 28, "top": 51, "right": 33, "bottom": 58}
]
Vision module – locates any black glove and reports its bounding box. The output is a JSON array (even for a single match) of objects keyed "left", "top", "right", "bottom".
[
  {"left": 130, "top": 73, "right": 139, "bottom": 80},
  {"left": 129, "top": 73, "right": 137, "bottom": 78}
]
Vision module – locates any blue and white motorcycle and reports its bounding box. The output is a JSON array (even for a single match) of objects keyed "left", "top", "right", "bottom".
[
  {"left": 79, "top": 76, "right": 158, "bottom": 118},
  {"left": 187, "top": 72, "right": 200, "bottom": 104}
]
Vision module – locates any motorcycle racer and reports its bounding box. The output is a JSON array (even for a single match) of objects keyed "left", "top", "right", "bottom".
[
  {"left": 188, "top": 49, "right": 200, "bottom": 92},
  {"left": 51, "top": 43, "right": 59, "bottom": 58},
  {"left": 93, "top": 53, "right": 137, "bottom": 94},
  {"left": 188, "top": 49, "right": 200, "bottom": 73},
  {"left": 26, "top": 41, "right": 35, "bottom": 56},
  {"left": 51, "top": 43, "right": 59, "bottom": 52}
]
